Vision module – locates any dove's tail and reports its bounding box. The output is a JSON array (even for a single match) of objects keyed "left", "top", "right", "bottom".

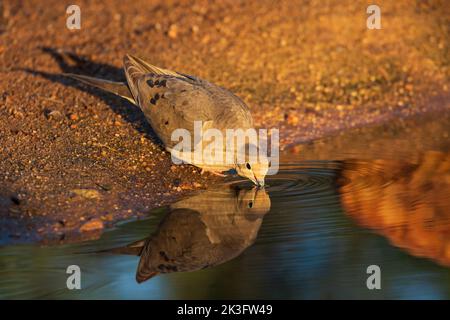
[
  {"left": 123, "top": 54, "right": 149, "bottom": 102},
  {"left": 63, "top": 73, "right": 136, "bottom": 105},
  {"left": 93, "top": 239, "right": 146, "bottom": 256}
]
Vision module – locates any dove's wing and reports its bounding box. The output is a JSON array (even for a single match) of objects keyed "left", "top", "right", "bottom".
[
  {"left": 135, "top": 186, "right": 270, "bottom": 283},
  {"left": 123, "top": 55, "right": 254, "bottom": 151},
  {"left": 136, "top": 208, "right": 226, "bottom": 283}
]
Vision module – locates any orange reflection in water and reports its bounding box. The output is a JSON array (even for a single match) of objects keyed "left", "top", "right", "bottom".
[{"left": 338, "top": 151, "right": 450, "bottom": 267}]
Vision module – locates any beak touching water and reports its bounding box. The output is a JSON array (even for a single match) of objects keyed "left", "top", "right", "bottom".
[{"left": 257, "top": 179, "right": 265, "bottom": 188}]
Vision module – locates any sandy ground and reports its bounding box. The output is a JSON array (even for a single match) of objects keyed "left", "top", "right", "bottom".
[{"left": 0, "top": 0, "right": 449, "bottom": 243}]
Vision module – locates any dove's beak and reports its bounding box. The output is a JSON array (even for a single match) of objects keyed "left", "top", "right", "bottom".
[
  {"left": 248, "top": 175, "right": 263, "bottom": 187},
  {"left": 250, "top": 173, "right": 265, "bottom": 188}
]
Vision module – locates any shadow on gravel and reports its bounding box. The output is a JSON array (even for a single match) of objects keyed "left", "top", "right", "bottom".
[{"left": 20, "top": 47, "right": 161, "bottom": 143}]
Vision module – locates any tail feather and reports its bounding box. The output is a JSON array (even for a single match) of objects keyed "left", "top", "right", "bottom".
[
  {"left": 63, "top": 73, "right": 136, "bottom": 104},
  {"left": 123, "top": 55, "right": 148, "bottom": 103},
  {"left": 123, "top": 54, "right": 188, "bottom": 103},
  {"left": 125, "top": 54, "right": 181, "bottom": 77},
  {"left": 93, "top": 239, "right": 146, "bottom": 256}
]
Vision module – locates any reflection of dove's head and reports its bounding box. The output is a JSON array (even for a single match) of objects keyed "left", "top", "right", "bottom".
[
  {"left": 236, "top": 186, "right": 271, "bottom": 217},
  {"left": 235, "top": 144, "right": 269, "bottom": 187}
]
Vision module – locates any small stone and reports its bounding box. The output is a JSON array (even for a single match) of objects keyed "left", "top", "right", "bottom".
[
  {"left": 80, "top": 219, "right": 104, "bottom": 232},
  {"left": 191, "top": 25, "right": 199, "bottom": 33},
  {"left": 52, "top": 222, "right": 62, "bottom": 231},
  {"left": 97, "top": 183, "right": 112, "bottom": 191},
  {"left": 168, "top": 24, "right": 178, "bottom": 39},
  {"left": 201, "top": 35, "right": 210, "bottom": 44},
  {"left": 286, "top": 113, "right": 300, "bottom": 126},
  {"left": 178, "top": 182, "right": 191, "bottom": 190},
  {"left": 102, "top": 213, "right": 114, "bottom": 221},
  {"left": 72, "top": 189, "right": 101, "bottom": 199},
  {"left": 47, "top": 110, "right": 63, "bottom": 120},
  {"left": 290, "top": 145, "right": 302, "bottom": 154}
]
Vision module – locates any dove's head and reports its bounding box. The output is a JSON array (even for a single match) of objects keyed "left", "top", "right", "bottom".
[{"left": 235, "top": 156, "right": 269, "bottom": 187}]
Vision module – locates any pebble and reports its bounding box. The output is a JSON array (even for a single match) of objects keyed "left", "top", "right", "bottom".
[
  {"left": 168, "top": 24, "right": 178, "bottom": 39},
  {"left": 72, "top": 189, "right": 101, "bottom": 199},
  {"left": 80, "top": 219, "right": 104, "bottom": 232},
  {"left": 102, "top": 213, "right": 114, "bottom": 221},
  {"left": 286, "top": 113, "right": 300, "bottom": 126},
  {"left": 191, "top": 25, "right": 199, "bottom": 33},
  {"left": 47, "top": 110, "right": 63, "bottom": 120}
]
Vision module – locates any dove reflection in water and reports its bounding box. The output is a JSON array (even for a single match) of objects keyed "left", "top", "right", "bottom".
[{"left": 109, "top": 185, "right": 271, "bottom": 283}]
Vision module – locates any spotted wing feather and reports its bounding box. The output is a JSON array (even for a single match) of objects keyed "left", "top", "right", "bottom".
[{"left": 123, "top": 55, "right": 254, "bottom": 151}]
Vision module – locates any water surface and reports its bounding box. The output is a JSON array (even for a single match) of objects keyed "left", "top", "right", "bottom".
[{"left": 1, "top": 112, "right": 449, "bottom": 299}]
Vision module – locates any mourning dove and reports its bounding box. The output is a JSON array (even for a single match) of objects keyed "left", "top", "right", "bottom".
[
  {"left": 104, "top": 185, "right": 271, "bottom": 283},
  {"left": 65, "top": 55, "right": 269, "bottom": 186}
]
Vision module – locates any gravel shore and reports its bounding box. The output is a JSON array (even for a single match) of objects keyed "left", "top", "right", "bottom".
[{"left": 0, "top": 0, "right": 448, "bottom": 243}]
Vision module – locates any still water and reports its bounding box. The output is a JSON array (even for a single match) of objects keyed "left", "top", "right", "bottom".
[{"left": 1, "top": 112, "right": 449, "bottom": 299}]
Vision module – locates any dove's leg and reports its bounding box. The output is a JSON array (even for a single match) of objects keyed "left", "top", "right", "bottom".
[{"left": 200, "top": 168, "right": 227, "bottom": 177}]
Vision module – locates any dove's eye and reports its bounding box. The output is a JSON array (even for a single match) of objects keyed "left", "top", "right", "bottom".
[
  {"left": 246, "top": 163, "right": 251, "bottom": 170},
  {"left": 248, "top": 201, "right": 253, "bottom": 208}
]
